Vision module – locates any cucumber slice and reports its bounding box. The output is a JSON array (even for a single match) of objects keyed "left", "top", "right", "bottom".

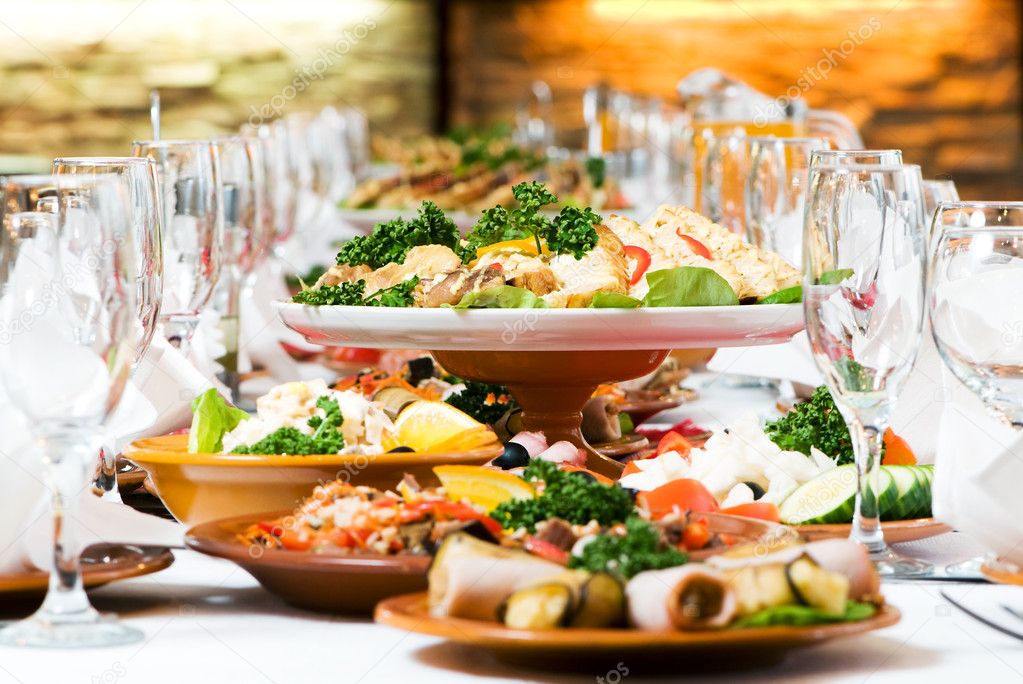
[
  {"left": 881, "top": 466, "right": 922, "bottom": 521},
  {"left": 909, "top": 465, "right": 933, "bottom": 518},
  {"left": 876, "top": 467, "right": 899, "bottom": 519},
  {"left": 779, "top": 465, "right": 857, "bottom": 524}
]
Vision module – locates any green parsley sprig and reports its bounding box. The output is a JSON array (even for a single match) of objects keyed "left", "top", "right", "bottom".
[
  {"left": 764, "top": 385, "right": 854, "bottom": 465},
  {"left": 336, "top": 200, "right": 460, "bottom": 269},
  {"left": 231, "top": 396, "right": 344, "bottom": 455},
  {"left": 568, "top": 516, "right": 688, "bottom": 580}
]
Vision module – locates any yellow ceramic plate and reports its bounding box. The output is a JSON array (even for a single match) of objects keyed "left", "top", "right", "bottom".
[{"left": 123, "top": 434, "right": 502, "bottom": 526}]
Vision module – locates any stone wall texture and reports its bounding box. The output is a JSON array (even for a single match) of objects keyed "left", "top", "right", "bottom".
[{"left": 447, "top": 0, "right": 1022, "bottom": 199}]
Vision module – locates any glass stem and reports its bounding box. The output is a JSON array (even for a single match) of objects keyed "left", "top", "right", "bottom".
[
  {"left": 38, "top": 430, "right": 98, "bottom": 621},
  {"left": 848, "top": 418, "right": 886, "bottom": 553}
]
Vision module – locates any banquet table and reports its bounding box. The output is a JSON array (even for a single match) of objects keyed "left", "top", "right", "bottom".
[{"left": 3, "top": 375, "right": 1022, "bottom": 684}]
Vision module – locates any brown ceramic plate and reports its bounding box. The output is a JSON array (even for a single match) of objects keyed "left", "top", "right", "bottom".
[
  {"left": 0, "top": 544, "right": 174, "bottom": 608},
  {"left": 796, "top": 518, "right": 952, "bottom": 544},
  {"left": 592, "top": 433, "right": 649, "bottom": 458},
  {"left": 980, "top": 558, "right": 1023, "bottom": 586},
  {"left": 375, "top": 593, "right": 900, "bottom": 671},
  {"left": 124, "top": 434, "right": 502, "bottom": 526},
  {"left": 618, "top": 397, "right": 687, "bottom": 424},
  {"left": 185, "top": 511, "right": 432, "bottom": 614}
]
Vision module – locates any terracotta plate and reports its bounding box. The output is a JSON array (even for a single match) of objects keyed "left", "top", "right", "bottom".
[
  {"left": 592, "top": 433, "right": 649, "bottom": 458},
  {"left": 980, "top": 558, "right": 1023, "bottom": 586},
  {"left": 796, "top": 518, "right": 952, "bottom": 544},
  {"left": 375, "top": 593, "right": 900, "bottom": 671},
  {"left": 0, "top": 544, "right": 174, "bottom": 609},
  {"left": 185, "top": 512, "right": 432, "bottom": 614}
]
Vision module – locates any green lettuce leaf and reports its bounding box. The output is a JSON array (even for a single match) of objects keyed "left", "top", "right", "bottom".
[
  {"left": 818, "top": 268, "right": 854, "bottom": 285},
  {"left": 448, "top": 285, "right": 548, "bottom": 309},
  {"left": 590, "top": 291, "right": 642, "bottom": 308},
  {"left": 732, "top": 600, "right": 876, "bottom": 628},
  {"left": 188, "top": 388, "right": 250, "bottom": 453},
  {"left": 642, "top": 267, "right": 739, "bottom": 307},
  {"left": 759, "top": 285, "right": 803, "bottom": 304}
]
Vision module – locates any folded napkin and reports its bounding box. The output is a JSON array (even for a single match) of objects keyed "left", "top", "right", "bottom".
[{"left": 932, "top": 364, "right": 1023, "bottom": 566}]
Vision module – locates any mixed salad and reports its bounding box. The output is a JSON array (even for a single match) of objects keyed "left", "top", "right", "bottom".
[{"left": 297, "top": 182, "right": 801, "bottom": 309}]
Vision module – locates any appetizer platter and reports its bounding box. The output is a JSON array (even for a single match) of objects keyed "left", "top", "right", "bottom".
[{"left": 279, "top": 183, "right": 804, "bottom": 476}]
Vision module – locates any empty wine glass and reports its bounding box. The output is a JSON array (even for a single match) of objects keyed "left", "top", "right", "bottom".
[
  {"left": 809, "top": 148, "right": 902, "bottom": 169},
  {"left": 922, "top": 179, "right": 960, "bottom": 224},
  {"left": 52, "top": 156, "right": 164, "bottom": 497},
  {"left": 209, "top": 136, "right": 269, "bottom": 402},
  {"left": 803, "top": 162, "right": 932, "bottom": 577},
  {"left": 0, "top": 174, "right": 141, "bottom": 647},
  {"left": 745, "top": 136, "right": 831, "bottom": 266},
  {"left": 930, "top": 203, "right": 1023, "bottom": 427},
  {"left": 131, "top": 140, "right": 223, "bottom": 353}
]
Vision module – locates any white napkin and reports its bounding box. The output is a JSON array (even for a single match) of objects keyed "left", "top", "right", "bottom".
[{"left": 933, "top": 363, "right": 1023, "bottom": 566}]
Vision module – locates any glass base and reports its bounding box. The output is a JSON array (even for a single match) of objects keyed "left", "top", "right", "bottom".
[
  {"left": 944, "top": 555, "right": 987, "bottom": 578},
  {"left": 869, "top": 547, "right": 934, "bottom": 578},
  {"left": 0, "top": 608, "right": 143, "bottom": 648}
]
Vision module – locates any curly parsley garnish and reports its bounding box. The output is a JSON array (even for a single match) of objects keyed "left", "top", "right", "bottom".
[
  {"left": 764, "top": 385, "right": 854, "bottom": 465},
  {"left": 336, "top": 200, "right": 460, "bottom": 269},
  {"left": 292, "top": 277, "right": 418, "bottom": 307},
  {"left": 444, "top": 380, "right": 517, "bottom": 424},
  {"left": 568, "top": 516, "right": 688, "bottom": 580},
  {"left": 231, "top": 396, "right": 344, "bottom": 455},
  {"left": 490, "top": 459, "right": 634, "bottom": 532}
]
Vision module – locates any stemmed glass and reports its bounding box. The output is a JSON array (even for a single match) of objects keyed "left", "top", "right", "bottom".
[
  {"left": 809, "top": 149, "right": 902, "bottom": 168},
  {"left": 745, "top": 136, "right": 831, "bottom": 266},
  {"left": 0, "top": 174, "right": 142, "bottom": 647},
  {"left": 209, "top": 136, "right": 269, "bottom": 402},
  {"left": 921, "top": 179, "right": 959, "bottom": 222},
  {"left": 52, "top": 156, "right": 163, "bottom": 498},
  {"left": 803, "top": 162, "right": 932, "bottom": 576},
  {"left": 131, "top": 140, "right": 223, "bottom": 353}
]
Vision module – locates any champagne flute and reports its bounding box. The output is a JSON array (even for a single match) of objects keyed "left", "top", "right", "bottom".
[
  {"left": 745, "top": 136, "right": 831, "bottom": 266},
  {"left": 0, "top": 174, "right": 142, "bottom": 647},
  {"left": 131, "top": 140, "right": 224, "bottom": 353},
  {"left": 803, "top": 162, "right": 932, "bottom": 576},
  {"left": 209, "top": 136, "right": 269, "bottom": 402},
  {"left": 52, "top": 156, "right": 164, "bottom": 497}
]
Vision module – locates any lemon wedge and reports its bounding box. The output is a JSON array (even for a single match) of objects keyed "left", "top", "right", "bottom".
[
  {"left": 433, "top": 465, "right": 535, "bottom": 511},
  {"left": 383, "top": 400, "right": 488, "bottom": 452}
]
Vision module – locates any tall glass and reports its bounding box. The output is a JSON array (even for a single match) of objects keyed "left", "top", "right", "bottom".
[
  {"left": 745, "top": 136, "right": 830, "bottom": 266},
  {"left": 930, "top": 203, "right": 1023, "bottom": 427},
  {"left": 52, "top": 156, "right": 164, "bottom": 497},
  {"left": 921, "top": 179, "right": 959, "bottom": 223},
  {"left": 803, "top": 162, "right": 931, "bottom": 576},
  {"left": 809, "top": 149, "right": 902, "bottom": 169},
  {"left": 0, "top": 175, "right": 142, "bottom": 647},
  {"left": 131, "top": 140, "right": 223, "bottom": 352}
]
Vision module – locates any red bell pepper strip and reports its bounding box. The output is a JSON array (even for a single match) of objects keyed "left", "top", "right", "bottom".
[{"left": 623, "top": 245, "right": 652, "bottom": 286}]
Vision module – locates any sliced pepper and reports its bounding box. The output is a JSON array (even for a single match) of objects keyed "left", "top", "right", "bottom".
[
  {"left": 675, "top": 230, "right": 713, "bottom": 260},
  {"left": 623, "top": 245, "right": 652, "bottom": 286}
]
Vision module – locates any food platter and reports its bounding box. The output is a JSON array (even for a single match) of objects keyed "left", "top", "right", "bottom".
[
  {"left": 374, "top": 592, "right": 900, "bottom": 671},
  {"left": 185, "top": 512, "right": 431, "bottom": 613},
  {"left": 796, "top": 518, "right": 951, "bottom": 544},
  {"left": 275, "top": 301, "right": 804, "bottom": 351}
]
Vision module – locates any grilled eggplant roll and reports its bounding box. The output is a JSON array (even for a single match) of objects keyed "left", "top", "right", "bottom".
[
  {"left": 498, "top": 570, "right": 625, "bottom": 629},
  {"left": 626, "top": 565, "right": 738, "bottom": 631}
]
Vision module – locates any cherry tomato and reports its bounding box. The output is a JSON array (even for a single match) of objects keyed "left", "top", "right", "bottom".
[
  {"left": 720, "top": 502, "right": 781, "bottom": 522},
  {"left": 623, "top": 245, "right": 652, "bottom": 286},
  {"left": 675, "top": 230, "right": 713, "bottom": 260},
  {"left": 656, "top": 431, "right": 692, "bottom": 457},
  {"left": 638, "top": 479, "right": 720, "bottom": 519},
  {"left": 681, "top": 521, "right": 712, "bottom": 550}
]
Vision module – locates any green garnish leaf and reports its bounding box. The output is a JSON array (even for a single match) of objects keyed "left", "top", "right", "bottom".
[
  {"left": 732, "top": 600, "right": 876, "bottom": 628},
  {"left": 490, "top": 459, "right": 634, "bottom": 532},
  {"left": 364, "top": 276, "right": 419, "bottom": 308},
  {"left": 585, "top": 156, "right": 606, "bottom": 189},
  {"left": 445, "top": 380, "right": 517, "bottom": 425},
  {"left": 335, "top": 200, "right": 460, "bottom": 269},
  {"left": 642, "top": 267, "right": 739, "bottom": 307},
  {"left": 292, "top": 280, "right": 367, "bottom": 306},
  {"left": 818, "top": 268, "right": 854, "bottom": 285},
  {"left": 231, "top": 396, "right": 344, "bottom": 455},
  {"left": 568, "top": 517, "right": 688, "bottom": 580},
  {"left": 759, "top": 285, "right": 803, "bottom": 305},
  {"left": 764, "top": 385, "right": 854, "bottom": 465},
  {"left": 448, "top": 285, "right": 547, "bottom": 309},
  {"left": 590, "top": 291, "right": 642, "bottom": 308},
  {"left": 188, "top": 388, "right": 250, "bottom": 453}
]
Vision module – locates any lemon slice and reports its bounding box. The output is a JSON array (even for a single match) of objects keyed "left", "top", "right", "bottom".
[
  {"left": 383, "top": 400, "right": 487, "bottom": 452},
  {"left": 434, "top": 465, "right": 535, "bottom": 511},
  {"left": 428, "top": 427, "right": 499, "bottom": 453}
]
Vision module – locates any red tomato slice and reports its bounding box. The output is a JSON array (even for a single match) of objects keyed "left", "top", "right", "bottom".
[
  {"left": 330, "top": 347, "right": 382, "bottom": 364},
  {"left": 278, "top": 528, "right": 313, "bottom": 551},
  {"left": 882, "top": 428, "right": 917, "bottom": 465},
  {"left": 523, "top": 536, "right": 570, "bottom": 565},
  {"left": 623, "top": 245, "right": 652, "bottom": 286},
  {"left": 675, "top": 230, "right": 713, "bottom": 260},
  {"left": 720, "top": 502, "right": 781, "bottom": 522},
  {"left": 681, "top": 521, "right": 711, "bottom": 550},
  {"left": 638, "top": 478, "right": 719, "bottom": 519},
  {"left": 656, "top": 431, "right": 692, "bottom": 457}
]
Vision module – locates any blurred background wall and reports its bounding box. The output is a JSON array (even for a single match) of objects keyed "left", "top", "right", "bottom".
[{"left": 0, "top": 0, "right": 1017, "bottom": 197}]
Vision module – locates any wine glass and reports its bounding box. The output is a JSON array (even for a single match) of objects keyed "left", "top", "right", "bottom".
[
  {"left": 809, "top": 148, "right": 902, "bottom": 168},
  {"left": 52, "top": 156, "right": 164, "bottom": 497},
  {"left": 0, "top": 174, "right": 142, "bottom": 647},
  {"left": 745, "top": 136, "right": 831, "bottom": 266},
  {"left": 930, "top": 203, "right": 1023, "bottom": 426},
  {"left": 209, "top": 136, "right": 269, "bottom": 402},
  {"left": 131, "top": 140, "right": 223, "bottom": 353},
  {"left": 921, "top": 179, "right": 959, "bottom": 224},
  {"left": 803, "top": 162, "right": 932, "bottom": 576}
]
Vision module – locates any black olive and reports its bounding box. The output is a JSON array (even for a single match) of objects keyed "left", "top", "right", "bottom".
[
  {"left": 388, "top": 446, "right": 415, "bottom": 453},
  {"left": 406, "top": 357, "right": 435, "bottom": 386},
  {"left": 493, "top": 442, "right": 530, "bottom": 469},
  {"left": 743, "top": 481, "right": 766, "bottom": 500},
  {"left": 620, "top": 487, "right": 639, "bottom": 501}
]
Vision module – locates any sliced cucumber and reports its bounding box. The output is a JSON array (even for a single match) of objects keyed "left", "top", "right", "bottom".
[
  {"left": 881, "top": 466, "right": 922, "bottom": 521},
  {"left": 909, "top": 465, "right": 933, "bottom": 518},
  {"left": 876, "top": 467, "right": 899, "bottom": 519},
  {"left": 779, "top": 465, "right": 857, "bottom": 524}
]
